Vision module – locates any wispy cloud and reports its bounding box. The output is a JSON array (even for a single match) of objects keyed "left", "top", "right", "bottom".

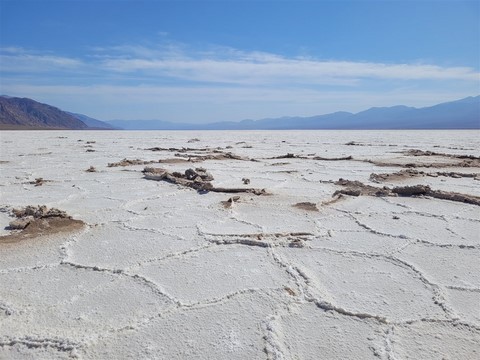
[
  {"left": 0, "top": 47, "right": 83, "bottom": 73},
  {"left": 1, "top": 42, "right": 478, "bottom": 121},
  {"left": 2, "top": 44, "right": 478, "bottom": 84},
  {"left": 97, "top": 45, "right": 479, "bottom": 84}
]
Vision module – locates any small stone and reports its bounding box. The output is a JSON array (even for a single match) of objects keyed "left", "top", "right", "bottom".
[{"left": 8, "top": 216, "right": 33, "bottom": 230}]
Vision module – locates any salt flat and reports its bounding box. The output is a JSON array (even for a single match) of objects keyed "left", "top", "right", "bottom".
[{"left": 0, "top": 130, "right": 479, "bottom": 359}]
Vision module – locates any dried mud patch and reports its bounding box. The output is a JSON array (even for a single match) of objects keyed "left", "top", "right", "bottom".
[
  {"left": 404, "top": 149, "right": 480, "bottom": 160},
  {"left": 27, "top": 177, "right": 53, "bottom": 186},
  {"left": 267, "top": 153, "right": 353, "bottom": 161},
  {"left": 368, "top": 149, "right": 480, "bottom": 169},
  {"left": 334, "top": 179, "right": 480, "bottom": 206},
  {"left": 370, "top": 169, "right": 479, "bottom": 183},
  {"left": 108, "top": 158, "right": 158, "bottom": 167},
  {"left": 1, "top": 206, "right": 85, "bottom": 244},
  {"left": 146, "top": 146, "right": 256, "bottom": 162},
  {"left": 293, "top": 202, "right": 319, "bottom": 211}
]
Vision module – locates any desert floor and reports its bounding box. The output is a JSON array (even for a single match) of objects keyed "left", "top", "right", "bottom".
[{"left": 1, "top": 130, "right": 479, "bottom": 359}]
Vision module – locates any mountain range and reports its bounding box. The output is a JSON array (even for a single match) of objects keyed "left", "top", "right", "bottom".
[
  {"left": 0, "top": 95, "right": 478, "bottom": 130},
  {"left": 107, "top": 96, "right": 479, "bottom": 130}
]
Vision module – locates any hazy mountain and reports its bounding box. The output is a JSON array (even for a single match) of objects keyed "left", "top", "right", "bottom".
[
  {"left": 0, "top": 96, "right": 89, "bottom": 130},
  {"left": 1, "top": 95, "right": 478, "bottom": 130},
  {"left": 106, "top": 96, "right": 479, "bottom": 130},
  {"left": 67, "top": 112, "right": 117, "bottom": 129}
]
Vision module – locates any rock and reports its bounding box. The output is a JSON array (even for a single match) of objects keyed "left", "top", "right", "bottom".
[
  {"left": 392, "top": 185, "right": 431, "bottom": 196},
  {"left": 221, "top": 196, "right": 241, "bottom": 208},
  {"left": 12, "top": 205, "right": 69, "bottom": 219},
  {"left": 185, "top": 168, "right": 198, "bottom": 180},
  {"left": 8, "top": 217, "right": 33, "bottom": 230},
  {"left": 185, "top": 168, "right": 214, "bottom": 181},
  {"left": 28, "top": 178, "right": 49, "bottom": 186}
]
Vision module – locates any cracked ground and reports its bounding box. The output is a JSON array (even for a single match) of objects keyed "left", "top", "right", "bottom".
[{"left": 1, "top": 130, "right": 479, "bottom": 359}]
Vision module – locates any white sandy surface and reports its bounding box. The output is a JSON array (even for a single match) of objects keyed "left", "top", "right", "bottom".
[{"left": 0, "top": 130, "right": 479, "bottom": 359}]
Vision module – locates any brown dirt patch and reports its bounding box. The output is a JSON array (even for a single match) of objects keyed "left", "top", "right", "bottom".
[
  {"left": 268, "top": 154, "right": 353, "bottom": 161},
  {"left": 1, "top": 206, "right": 85, "bottom": 244},
  {"left": 370, "top": 169, "right": 479, "bottom": 183},
  {"left": 333, "top": 179, "right": 480, "bottom": 206},
  {"left": 293, "top": 202, "right": 319, "bottom": 211}
]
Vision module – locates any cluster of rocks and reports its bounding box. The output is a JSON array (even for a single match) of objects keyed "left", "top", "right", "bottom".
[
  {"left": 184, "top": 167, "right": 214, "bottom": 182},
  {"left": 143, "top": 167, "right": 215, "bottom": 192},
  {"left": 143, "top": 167, "right": 267, "bottom": 196},
  {"left": 8, "top": 205, "right": 71, "bottom": 230}
]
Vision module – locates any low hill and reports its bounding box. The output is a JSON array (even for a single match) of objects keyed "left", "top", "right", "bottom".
[
  {"left": 0, "top": 96, "right": 89, "bottom": 130},
  {"left": 66, "top": 112, "right": 117, "bottom": 129}
]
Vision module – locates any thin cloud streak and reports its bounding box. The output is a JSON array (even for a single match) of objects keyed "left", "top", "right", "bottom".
[
  {"left": 0, "top": 47, "right": 84, "bottom": 73},
  {"left": 93, "top": 44, "right": 480, "bottom": 83},
  {"left": 1, "top": 45, "right": 478, "bottom": 85},
  {"left": 101, "top": 57, "right": 479, "bottom": 83},
  {"left": 1, "top": 43, "right": 478, "bottom": 122}
]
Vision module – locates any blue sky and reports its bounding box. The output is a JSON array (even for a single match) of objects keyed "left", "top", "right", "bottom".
[{"left": 1, "top": 0, "right": 479, "bottom": 123}]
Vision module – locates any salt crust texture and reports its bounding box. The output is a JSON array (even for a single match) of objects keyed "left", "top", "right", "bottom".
[{"left": 0, "top": 130, "right": 479, "bottom": 359}]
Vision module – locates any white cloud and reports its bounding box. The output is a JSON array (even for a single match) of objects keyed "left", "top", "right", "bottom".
[
  {"left": 1, "top": 42, "right": 478, "bottom": 122},
  {"left": 95, "top": 44, "right": 479, "bottom": 84},
  {"left": 2, "top": 44, "right": 478, "bottom": 85}
]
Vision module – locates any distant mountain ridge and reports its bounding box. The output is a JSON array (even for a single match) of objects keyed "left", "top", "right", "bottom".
[
  {"left": 107, "top": 96, "right": 479, "bottom": 130},
  {"left": 0, "top": 95, "right": 478, "bottom": 130},
  {"left": 66, "top": 112, "right": 117, "bottom": 129}
]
